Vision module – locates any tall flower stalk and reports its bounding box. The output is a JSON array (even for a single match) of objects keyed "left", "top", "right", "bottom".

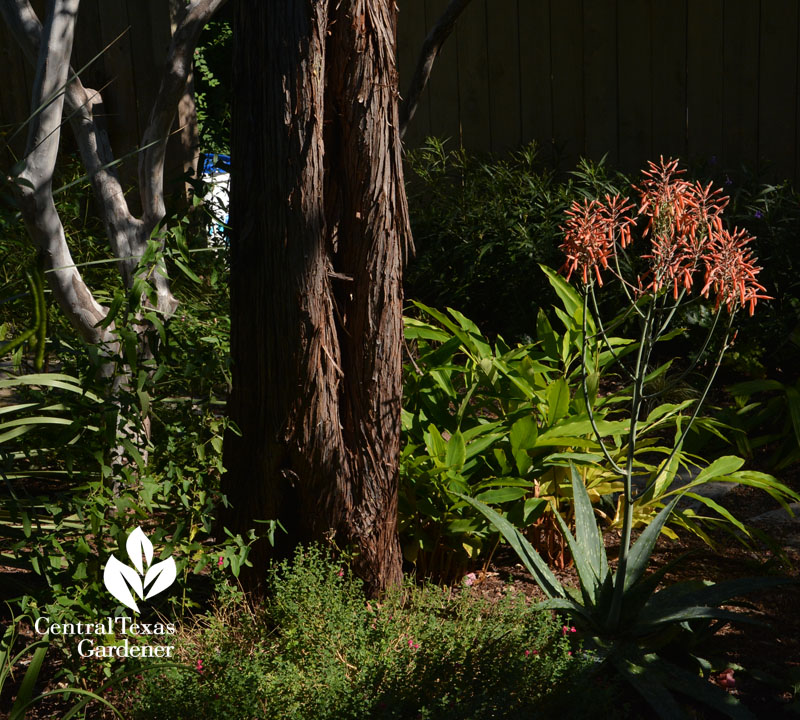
[{"left": 561, "top": 158, "right": 768, "bottom": 628}]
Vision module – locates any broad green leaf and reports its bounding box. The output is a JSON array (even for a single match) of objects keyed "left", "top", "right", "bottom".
[
  {"left": 690, "top": 455, "right": 745, "bottom": 485},
  {"left": 785, "top": 384, "right": 800, "bottom": 447},
  {"left": 510, "top": 416, "right": 538, "bottom": 454},
  {"left": 474, "top": 487, "right": 528, "bottom": 504},
  {"left": 445, "top": 431, "right": 466, "bottom": 469},
  {"left": 540, "top": 264, "right": 586, "bottom": 321},
  {"left": 546, "top": 378, "right": 570, "bottom": 425}
]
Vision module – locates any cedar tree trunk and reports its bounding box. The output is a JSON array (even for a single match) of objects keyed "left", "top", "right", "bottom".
[{"left": 223, "top": 0, "right": 411, "bottom": 595}]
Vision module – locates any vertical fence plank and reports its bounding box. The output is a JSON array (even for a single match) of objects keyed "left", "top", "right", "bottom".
[
  {"left": 397, "top": 0, "right": 431, "bottom": 149},
  {"left": 549, "top": 0, "right": 584, "bottom": 166},
  {"left": 651, "top": 0, "right": 687, "bottom": 162},
  {"left": 0, "top": 23, "right": 31, "bottom": 161},
  {"left": 617, "top": 0, "right": 652, "bottom": 171},
  {"left": 456, "top": 0, "right": 491, "bottom": 150},
  {"left": 687, "top": 0, "right": 724, "bottom": 164},
  {"left": 721, "top": 0, "right": 759, "bottom": 173},
  {"left": 487, "top": 0, "right": 521, "bottom": 153},
  {"left": 97, "top": 1, "right": 139, "bottom": 185},
  {"left": 425, "top": 0, "right": 462, "bottom": 148},
  {"left": 519, "top": 0, "right": 553, "bottom": 161},
  {"left": 759, "top": 0, "right": 798, "bottom": 179},
  {"left": 73, "top": 0, "right": 103, "bottom": 87},
  {"left": 583, "top": 0, "right": 618, "bottom": 165}
]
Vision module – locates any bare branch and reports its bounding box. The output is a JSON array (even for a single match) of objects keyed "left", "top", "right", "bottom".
[
  {"left": 3, "top": 0, "right": 144, "bottom": 289},
  {"left": 399, "top": 0, "right": 473, "bottom": 138},
  {"left": 2, "top": 0, "right": 226, "bottom": 318},
  {"left": 139, "top": 0, "right": 229, "bottom": 230},
  {"left": 12, "top": 0, "right": 114, "bottom": 346}
]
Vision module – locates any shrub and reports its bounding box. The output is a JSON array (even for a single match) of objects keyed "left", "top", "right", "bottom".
[
  {"left": 405, "top": 139, "right": 629, "bottom": 342},
  {"left": 127, "top": 546, "right": 616, "bottom": 720}
]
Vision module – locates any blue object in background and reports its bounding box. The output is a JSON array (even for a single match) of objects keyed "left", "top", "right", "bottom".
[{"left": 199, "top": 153, "right": 231, "bottom": 245}]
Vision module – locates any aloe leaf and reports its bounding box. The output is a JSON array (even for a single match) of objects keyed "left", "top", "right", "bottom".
[
  {"left": 570, "top": 464, "right": 608, "bottom": 581},
  {"left": 623, "top": 496, "right": 680, "bottom": 593},
  {"left": 456, "top": 492, "right": 566, "bottom": 599},
  {"left": 645, "top": 575, "right": 795, "bottom": 616},
  {"left": 552, "top": 508, "right": 597, "bottom": 606},
  {"left": 611, "top": 654, "right": 687, "bottom": 720},
  {"left": 648, "top": 655, "right": 757, "bottom": 720},
  {"left": 622, "top": 551, "right": 696, "bottom": 621},
  {"left": 636, "top": 605, "right": 762, "bottom": 630}
]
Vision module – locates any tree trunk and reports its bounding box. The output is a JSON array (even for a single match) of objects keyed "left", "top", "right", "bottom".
[{"left": 223, "top": 0, "right": 410, "bottom": 595}]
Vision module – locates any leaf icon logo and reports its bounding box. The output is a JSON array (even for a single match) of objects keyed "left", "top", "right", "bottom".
[{"left": 103, "top": 527, "right": 177, "bottom": 612}]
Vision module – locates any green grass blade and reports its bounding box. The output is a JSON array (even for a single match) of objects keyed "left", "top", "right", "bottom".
[{"left": 9, "top": 639, "right": 48, "bottom": 720}]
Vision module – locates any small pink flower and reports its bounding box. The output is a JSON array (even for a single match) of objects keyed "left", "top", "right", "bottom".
[
  {"left": 524, "top": 650, "right": 530, "bottom": 657},
  {"left": 718, "top": 669, "right": 736, "bottom": 689},
  {"left": 568, "top": 651, "right": 572, "bottom": 656},
  {"left": 337, "top": 569, "right": 344, "bottom": 577},
  {"left": 218, "top": 556, "right": 224, "bottom": 568},
  {"left": 571, "top": 626, "right": 577, "bottom": 633},
  {"left": 463, "top": 572, "right": 477, "bottom": 586},
  {"left": 562, "top": 625, "right": 569, "bottom": 636},
  {"left": 196, "top": 659, "right": 204, "bottom": 672}
]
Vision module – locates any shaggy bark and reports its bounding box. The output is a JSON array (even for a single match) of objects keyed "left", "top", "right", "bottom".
[{"left": 223, "top": 0, "right": 411, "bottom": 595}]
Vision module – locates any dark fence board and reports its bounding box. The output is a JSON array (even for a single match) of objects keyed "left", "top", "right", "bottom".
[
  {"left": 759, "top": 0, "right": 798, "bottom": 180},
  {"left": 583, "top": 0, "right": 618, "bottom": 165},
  {"left": 518, "top": 0, "right": 553, "bottom": 161},
  {"left": 487, "top": 0, "right": 521, "bottom": 153},
  {"left": 617, "top": 0, "right": 652, "bottom": 169},
  {"left": 456, "top": 0, "right": 491, "bottom": 150},
  {"left": 425, "top": 0, "right": 462, "bottom": 148},
  {"left": 687, "top": 0, "right": 724, "bottom": 164},
  {"left": 722, "top": 0, "right": 759, "bottom": 173},
  {"left": 651, "top": 0, "right": 687, "bottom": 162},
  {"left": 549, "top": 0, "right": 584, "bottom": 166},
  {"left": 397, "top": 0, "right": 430, "bottom": 150}
]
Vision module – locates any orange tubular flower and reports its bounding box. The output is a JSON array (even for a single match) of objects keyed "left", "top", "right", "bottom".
[
  {"left": 560, "top": 195, "right": 635, "bottom": 286},
  {"left": 700, "top": 227, "right": 770, "bottom": 315}
]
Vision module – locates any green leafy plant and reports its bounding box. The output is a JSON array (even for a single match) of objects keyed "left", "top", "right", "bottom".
[
  {"left": 401, "top": 292, "right": 632, "bottom": 577},
  {"left": 723, "top": 377, "right": 800, "bottom": 470}
]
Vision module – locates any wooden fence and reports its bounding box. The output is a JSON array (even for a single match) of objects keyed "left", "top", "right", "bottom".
[
  {"left": 398, "top": 0, "right": 800, "bottom": 182},
  {"left": 2, "top": 2, "right": 799, "bottom": 182}
]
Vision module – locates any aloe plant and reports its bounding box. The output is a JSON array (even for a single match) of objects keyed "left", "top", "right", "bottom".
[
  {"left": 460, "top": 467, "right": 791, "bottom": 719},
  {"left": 458, "top": 159, "right": 799, "bottom": 719}
]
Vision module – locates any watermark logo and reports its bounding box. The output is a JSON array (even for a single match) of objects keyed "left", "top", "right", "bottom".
[{"left": 103, "top": 527, "right": 177, "bottom": 612}]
